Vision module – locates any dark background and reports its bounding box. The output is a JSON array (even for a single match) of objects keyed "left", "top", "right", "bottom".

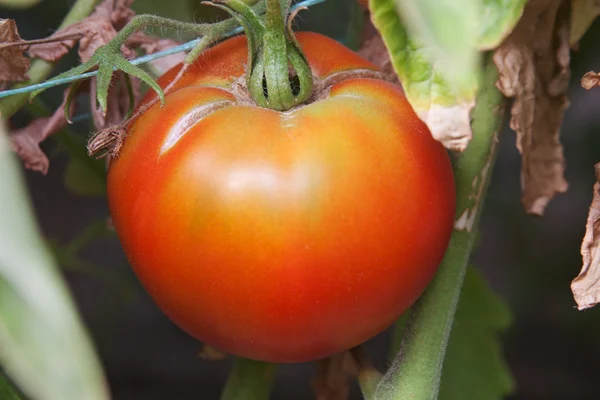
[{"left": 4, "top": 0, "right": 600, "bottom": 399}]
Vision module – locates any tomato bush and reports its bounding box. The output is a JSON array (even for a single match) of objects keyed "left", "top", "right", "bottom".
[{"left": 107, "top": 32, "right": 456, "bottom": 363}]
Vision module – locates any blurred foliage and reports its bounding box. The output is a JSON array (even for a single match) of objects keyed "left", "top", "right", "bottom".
[
  {"left": 24, "top": 100, "right": 106, "bottom": 197},
  {"left": 0, "top": 0, "right": 38, "bottom": 9},
  {"left": 0, "top": 372, "right": 24, "bottom": 400},
  {"left": 49, "top": 220, "right": 136, "bottom": 302},
  {"left": 0, "top": 120, "right": 108, "bottom": 400}
]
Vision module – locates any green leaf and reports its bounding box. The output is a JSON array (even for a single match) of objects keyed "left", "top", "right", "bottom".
[
  {"left": 393, "top": 0, "right": 479, "bottom": 92},
  {"left": 0, "top": 121, "right": 109, "bottom": 400},
  {"left": 478, "top": 0, "right": 526, "bottom": 49},
  {"left": 370, "top": 0, "right": 477, "bottom": 151},
  {"left": 438, "top": 267, "right": 514, "bottom": 400}
]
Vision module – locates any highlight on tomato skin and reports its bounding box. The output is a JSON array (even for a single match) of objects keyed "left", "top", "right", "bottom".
[{"left": 107, "top": 32, "right": 456, "bottom": 363}]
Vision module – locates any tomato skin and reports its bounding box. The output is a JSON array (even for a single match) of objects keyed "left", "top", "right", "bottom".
[{"left": 108, "top": 32, "right": 455, "bottom": 363}]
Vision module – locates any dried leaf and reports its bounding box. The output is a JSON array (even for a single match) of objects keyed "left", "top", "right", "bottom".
[
  {"left": 9, "top": 90, "right": 76, "bottom": 174},
  {"left": 493, "top": 0, "right": 569, "bottom": 215},
  {"left": 28, "top": 0, "right": 135, "bottom": 63},
  {"left": 570, "top": 0, "right": 600, "bottom": 46},
  {"left": 26, "top": 29, "right": 82, "bottom": 62},
  {"left": 311, "top": 347, "right": 380, "bottom": 400},
  {"left": 582, "top": 71, "right": 600, "bottom": 89},
  {"left": 572, "top": 163, "right": 600, "bottom": 310},
  {"left": 357, "top": 31, "right": 400, "bottom": 84},
  {"left": 312, "top": 352, "right": 359, "bottom": 400},
  {"left": 0, "top": 19, "right": 29, "bottom": 82}
]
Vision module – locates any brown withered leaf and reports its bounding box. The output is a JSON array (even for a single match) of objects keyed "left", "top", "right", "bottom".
[
  {"left": 0, "top": 19, "right": 29, "bottom": 82},
  {"left": 570, "top": 0, "right": 600, "bottom": 46},
  {"left": 27, "top": 27, "right": 82, "bottom": 62},
  {"left": 28, "top": 0, "right": 135, "bottom": 63},
  {"left": 9, "top": 89, "right": 76, "bottom": 174},
  {"left": 572, "top": 163, "right": 600, "bottom": 310},
  {"left": 312, "top": 352, "right": 359, "bottom": 400},
  {"left": 311, "top": 347, "right": 380, "bottom": 400},
  {"left": 582, "top": 71, "right": 600, "bottom": 89},
  {"left": 493, "top": 0, "right": 569, "bottom": 216},
  {"left": 357, "top": 33, "right": 399, "bottom": 85}
]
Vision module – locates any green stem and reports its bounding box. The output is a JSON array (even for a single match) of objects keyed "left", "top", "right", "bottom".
[
  {"left": 261, "top": 0, "right": 290, "bottom": 108},
  {"left": 0, "top": 0, "right": 101, "bottom": 119},
  {"left": 374, "top": 54, "right": 505, "bottom": 400},
  {"left": 220, "top": 358, "right": 276, "bottom": 400},
  {"left": 217, "top": 0, "right": 312, "bottom": 110},
  {"left": 345, "top": 0, "right": 365, "bottom": 50}
]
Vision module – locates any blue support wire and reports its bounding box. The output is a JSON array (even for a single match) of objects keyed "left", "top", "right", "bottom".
[{"left": 0, "top": 0, "right": 326, "bottom": 100}]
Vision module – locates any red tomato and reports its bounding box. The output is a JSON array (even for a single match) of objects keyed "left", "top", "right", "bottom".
[{"left": 107, "top": 32, "right": 455, "bottom": 363}]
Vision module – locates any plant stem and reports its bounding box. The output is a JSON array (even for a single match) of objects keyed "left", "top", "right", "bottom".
[
  {"left": 0, "top": 0, "right": 101, "bottom": 119},
  {"left": 345, "top": 0, "right": 365, "bottom": 50},
  {"left": 220, "top": 358, "right": 276, "bottom": 400},
  {"left": 373, "top": 54, "right": 505, "bottom": 400}
]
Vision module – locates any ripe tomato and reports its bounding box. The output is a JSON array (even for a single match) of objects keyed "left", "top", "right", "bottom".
[{"left": 107, "top": 32, "right": 455, "bottom": 363}]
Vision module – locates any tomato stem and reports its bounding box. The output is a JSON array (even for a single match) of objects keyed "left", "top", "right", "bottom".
[
  {"left": 373, "top": 55, "right": 506, "bottom": 399},
  {"left": 213, "top": 0, "right": 313, "bottom": 111},
  {"left": 221, "top": 357, "right": 276, "bottom": 400}
]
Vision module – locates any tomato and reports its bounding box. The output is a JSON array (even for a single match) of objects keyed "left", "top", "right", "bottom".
[{"left": 107, "top": 32, "right": 455, "bottom": 363}]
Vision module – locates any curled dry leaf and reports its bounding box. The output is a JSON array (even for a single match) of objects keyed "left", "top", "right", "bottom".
[
  {"left": 9, "top": 89, "right": 76, "bottom": 173},
  {"left": 493, "top": 0, "right": 570, "bottom": 216},
  {"left": 311, "top": 347, "right": 380, "bottom": 400},
  {"left": 0, "top": 19, "right": 29, "bottom": 82},
  {"left": 572, "top": 163, "right": 600, "bottom": 310},
  {"left": 357, "top": 31, "right": 400, "bottom": 85},
  {"left": 312, "top": 352, "right": 359, "bottom": 400},
  {"left": 28, "top": 0, "right": 136, "bottom": 63},
  {"left": 582, "top": 71, "right": 600, "bottom": 90}
]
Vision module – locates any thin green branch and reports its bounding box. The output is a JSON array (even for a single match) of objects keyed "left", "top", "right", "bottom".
[
  {"left": 220, "top": 358, "right": 276, "bottom": 400},
  {"left": 374, "top": 54, "right": 506, "bottom": 400},
  {"left": 0, "top": 0, "right": 101, "bottom": 119}
]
